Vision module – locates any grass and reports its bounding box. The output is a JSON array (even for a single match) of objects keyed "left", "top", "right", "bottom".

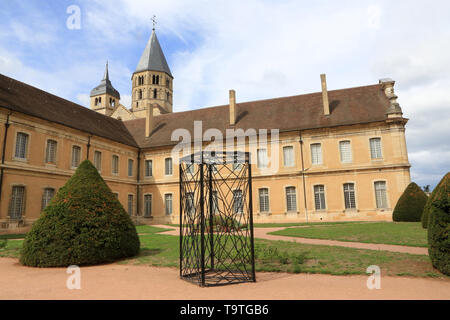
[
  {"left": 253, "top": 221, "right": 368, "bottom": 228},
  {"left": 269, "top": 222, "right": 428, "bottom": 247},
  {"left": 1, "top": 225, "right": 444, "bottom": 278},
  {"left": 0, "top": 233, "right": 26, "bottom": 240}
]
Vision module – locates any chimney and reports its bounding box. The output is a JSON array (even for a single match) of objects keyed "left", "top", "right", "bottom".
[
  {"left": 145, "top": 103, "right": 154, "bottom": 137},
  {"left": 320, "top": 74, "right": 330, "bottom": 116},
  {"left": 229, "top": 89, "right": 237, "bottom": 125}
]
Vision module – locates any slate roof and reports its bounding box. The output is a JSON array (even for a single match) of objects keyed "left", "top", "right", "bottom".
[
  {"left": 0, "top": 73, "right": 392, "bottom": 151},
  {"left": 124, "top": 83, "right": 391, "bottom": 149},
  {"left": 0, "top": 73, "right": 137, "bottom": 147},
  {"left": 90, "top": 62, "right": 121, "bottom": 98},
  {"left": 135, "top": 30, "right": 172, "bottom": 77}
]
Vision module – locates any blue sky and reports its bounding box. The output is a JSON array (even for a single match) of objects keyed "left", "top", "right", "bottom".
[{"left": 0, "top": 0, "right": 449, "bottom": 188}]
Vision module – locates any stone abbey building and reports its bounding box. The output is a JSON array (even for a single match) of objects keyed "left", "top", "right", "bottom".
[{"left": 0, "top": 28, "right": 411, "bottom": 229}]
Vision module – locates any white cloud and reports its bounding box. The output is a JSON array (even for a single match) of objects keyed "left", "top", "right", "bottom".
[{"left": 1, "top": 0, "right": 449, "bottom": 187}]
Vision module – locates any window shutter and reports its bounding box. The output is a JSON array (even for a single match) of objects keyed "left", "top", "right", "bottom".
[
  {"left": 339, "top": 141, "right": 352, "bottom": 163},
  {"left": 311, "top": 144, "right": 322, "bottom": 165}
]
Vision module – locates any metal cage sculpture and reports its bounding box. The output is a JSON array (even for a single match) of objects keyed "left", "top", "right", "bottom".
[{"left": 179, "top": 151, "right": 256, "bottom": 287}]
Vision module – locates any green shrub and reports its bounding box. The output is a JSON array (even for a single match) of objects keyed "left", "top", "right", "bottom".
[
  {"left": 422, "top": 175, "right": 447, "bottom": 228},
  {"left": 427, "top": 173, "right": 450, "bottom": 275},
  {"left": 20, "top": 160, "right": 140, "bottom": 267},
  {"left": 392, "top": 182, "right": 428, "bottom": 222},
  {"left": 0, "top": 239, "right": 7, "bottom": 249}
]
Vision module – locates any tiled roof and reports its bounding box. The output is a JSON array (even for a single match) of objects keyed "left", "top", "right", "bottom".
[
  {"left": 124, "top": 83, "right": 390, "bottom": 149},
  {"left": 0, "top": 73, "right": 138, "bottom": 147}
]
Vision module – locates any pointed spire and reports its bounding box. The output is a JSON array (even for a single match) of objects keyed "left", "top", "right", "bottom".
[
  {"left": 103, "top": 60, "right": 109, "bottom": 81},
  {"left": 135, "top": 28, "right": 172, "bottom": 77},
  {"left": 90, "top": 61, "right": 120, "bottom": 99}
]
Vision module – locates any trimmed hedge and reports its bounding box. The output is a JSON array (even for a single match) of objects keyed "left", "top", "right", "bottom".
[
  {"left": 392, "top": 182, "right": 428, "bottom": 222},
  {"left": 20, "top": 160, "right": 140, "bottom": 267},
  {"left": 422, "top": 175, "right": 447, "bottom": 229},
  {"left": 427, "top": 172, "right": 449, "bottom": 275}
]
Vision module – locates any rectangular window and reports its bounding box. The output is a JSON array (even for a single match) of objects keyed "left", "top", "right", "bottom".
[
  {"left": 144, "top": 194, "right": 152, "bottom": 217},
  {"left": 165, "top": 158, "right": 173, "bottom": 175},
  {"left": 15, "top": 132, "right": 29, "bottom": 159},
  {"left": 187, "top": 162, "right": 195, "bottom": 175},
  {"left": 94, "top": 151, "right": 102, "bottom": 171},
  {"left": 339, "top": 141, "right": 352, "bottom": 163},
  {"left": 233, "top": 190, "right": 243, "bottom": 214},
  {"left": 370, "top": 138, "right": 383, "bottom": 159},
  {"left": 283, "top": 146, "right": 294, "bottom": 167},
  {"left": 212, "top": 191, "right": 219, "bottom": 214},
  {"left": 72, "top": 146, "right": 81, "bottom": 168},
  {"left": 286, "top": 187, "right": 297, "bottom": 212},
  {"left": 112, "top": 155, "right": 119, "bottom": 175},
  {"left": 9, "top": 186, "right": 25, "bottom": 219},
  {"left": 310, "top": 143, "right": 322, "bottom": 165},
  {"left": 41, "top": 188, "right": 55, "bottom": 210},
  {"left": 128, "top": 159, "right": 134, "bottom": 177},
  {"left": 45, "top": 139, "right": 57, "bottom": 163},
  {"left": 343, "top": 183, "right": 356, "bottom": 209},
  {"left": 165, "top": 194, "right": 173, "bottom": 215},
  {"left": 314, "top": 185, "right": 326, "bottom": 210},
  {"left": 257, "top": 148, "right": 268, "bottom": 168},
  {"left": 374, "top": 181, "right": 388, "bottom": 208},
  {"left": 259, "top": 188, "right": 270, "bottom": 213},
  {"left": 127, "top": 194, "right": 134, "bottom": 215},
  {"left": 186, "top": 192, "right": 195, "bottom": 216},
  {"left": 145, "top": 160, "right": 152, "bottom": 177}
]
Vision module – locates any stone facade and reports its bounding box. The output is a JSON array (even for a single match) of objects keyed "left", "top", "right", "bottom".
[{"left": 0, "top": 29, "right": 411, "bottom": 229}]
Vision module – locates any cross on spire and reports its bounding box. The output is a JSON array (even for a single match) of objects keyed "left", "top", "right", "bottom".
[{"left": 151, "top": 15, "right": 157, "bottom": 30}]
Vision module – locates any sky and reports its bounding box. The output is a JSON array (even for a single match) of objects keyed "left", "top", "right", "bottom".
[{"left": 0, "top": 0, "right": 449, "bottom": 188}]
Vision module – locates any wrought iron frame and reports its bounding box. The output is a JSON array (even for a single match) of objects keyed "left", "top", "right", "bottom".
[{"left": 179, "top": 151, "right": 256, "bottom": 287}]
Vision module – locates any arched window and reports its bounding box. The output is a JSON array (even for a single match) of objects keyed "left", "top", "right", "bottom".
[
  {"left": 95, "top": 98, "right": 98, "bottom": 106},
  {"left": 155, "top": 75, "right": 159, "bottom": 85},
  {"left": 153, "top": 89, "right": 157, "bottom": 99},
  {"left": 138, "top": 89, "right": 143, "bottom": 100},
  {"left": 166, "top": 92, "right": 170, "bottom": 100},
  {"left": 152, "top": 75, "right": 156, "bottom": 84}
]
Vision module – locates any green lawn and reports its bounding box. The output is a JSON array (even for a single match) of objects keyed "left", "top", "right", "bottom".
[
  {"left": 253, "top": 221, "right": 367, "bottom": 228},
  {"left": 269, "top": 222, "right": 428, "bottom": 247},
  {"left": 1, "top": 224, "right": 443, "bottom": 278}
]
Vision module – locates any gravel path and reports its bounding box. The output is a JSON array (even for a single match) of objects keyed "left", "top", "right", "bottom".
[
  {"left": 0, "top": 258, "right": 448, "bottom": 300},
  {"left": 155, "top": 225, "right": 429, "bottom": 255}
]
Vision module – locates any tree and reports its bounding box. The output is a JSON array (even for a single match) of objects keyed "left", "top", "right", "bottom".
[
  {"left": 392, "top": 182, "right": 428, "bottom": 222},
  {"left": 427, "top": 172, "right": 449, "bottom": 275},
  {"left": 20, "top": 160, "right": 140, "bottom": 267},
  {"left": 422, "top": 175, "right": 448, "bottom": 229}
]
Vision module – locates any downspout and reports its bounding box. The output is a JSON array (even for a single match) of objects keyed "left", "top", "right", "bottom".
[
  {"left": 0, "top": 111, "right": 12, "bottom": 203},
  {"left": 299, "top": 131, "right": 308, "bottom": 223},
  {"left": 86, "top": 135, "right": 92, "bottom": 160},
  {"left": 136, "top": 148, "right": 141, "bottom": 222}
]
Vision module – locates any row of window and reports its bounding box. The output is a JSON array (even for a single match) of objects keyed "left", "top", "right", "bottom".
[
  {"left": 257, "top": 181, "right": 388, "bottom": 213},
  {"left": 93, "top": 97, "right": 116, "bottom": 108},
  {"left": 135, "top": 88, "right": 171, "bottom": 101},
  {"left": 14, "top": 132, "right": 150, "bottom": 177},
  {"left": 136, "top": 74, "right": 170, "bottom": 87},
  {"left": 7, "top": 181, "right": 388, "bottom": 220},
  {"left": 256, "top": 137, "right": 383, "bottom": 168}
]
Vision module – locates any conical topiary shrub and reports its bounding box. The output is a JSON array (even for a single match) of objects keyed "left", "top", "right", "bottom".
[
  {"left": 422, "top": 174, "right": 448, "bottom": 229},
  {"left": 20, "top": 160, "right": 140, "bottom": 267},
  {"left": 392, "top": 182, "right": 428, "bottom": 222},
  {"left": 427, "top": 172, "right": 449, "bottom": 275}
]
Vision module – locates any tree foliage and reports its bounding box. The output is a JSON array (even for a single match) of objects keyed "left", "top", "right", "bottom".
[
  {"left": 20, "top": 160, "right": 140, "bottom": 267},
  {"left": 392, "top": 182, "right": 428, "bottom": 222}
]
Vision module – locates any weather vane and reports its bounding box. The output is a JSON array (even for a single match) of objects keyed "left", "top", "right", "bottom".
[{"left": 151, "top": 15, "right": 157, "bottom": 30}]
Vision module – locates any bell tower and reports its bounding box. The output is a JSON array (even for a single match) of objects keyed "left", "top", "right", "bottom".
[
  {"left": 90, "top": 62, "right": 120, "bottom": 116},
  {"left": 131, "top": 21, "right": 173, "bottom": 118}
]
